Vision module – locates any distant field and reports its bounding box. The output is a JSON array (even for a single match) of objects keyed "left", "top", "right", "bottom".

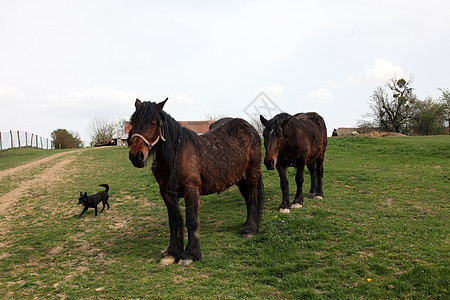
[
  {"left": 0, "top": 136, "right": 448, "bottom": 299},
  {"left": 0, "top": 147, "right": 71, "bottom": 171}
]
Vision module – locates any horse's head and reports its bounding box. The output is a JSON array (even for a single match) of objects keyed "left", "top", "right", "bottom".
[
  {"left": 260, "top": 114, "right": 290, "bottom": 170},
  {"left": 128, "top": 98, "right": 168, "bottom": 168}
]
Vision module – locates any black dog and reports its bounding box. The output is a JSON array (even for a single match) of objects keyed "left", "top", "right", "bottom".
[{"left": 78, "top": 184, "right": 110, "bottom": 216}]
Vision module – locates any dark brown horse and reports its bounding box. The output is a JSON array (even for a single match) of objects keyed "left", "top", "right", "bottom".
[
  {"left": 128, "top": 99, "right": 264, "bottom": 266},
  {"left": 260, "top": 112, "right": 327, "bottom": 213}
]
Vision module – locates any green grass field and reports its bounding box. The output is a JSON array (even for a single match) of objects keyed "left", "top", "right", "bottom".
[{"left": 0, "top": 136, "right": 448, "bottom": 299}]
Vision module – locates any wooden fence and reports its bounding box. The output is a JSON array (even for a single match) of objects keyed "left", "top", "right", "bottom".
[{"left": 0, "top": 130, "right": 54, "bottom": 150}]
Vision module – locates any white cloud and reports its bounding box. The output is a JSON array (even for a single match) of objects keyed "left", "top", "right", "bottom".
[
  {"left": 0, "top": 85, "right": 24, "bottom": 99},
  {"left": 169, "top": 93, "right": 194, "bottom": 105},
  {"left": 364, "top": 59, "right": 404, "bottom": 83},
  {"left": 305, "top": 88, "right": 334, "bottom": 104},
  {"left": 327, "top": 80, "right": 339, "bottom": 89},
  {"left": 42, "top": 87, "right": 142, "bottom": 119},
  {"left": 343, "top": 59, "right": 404, "bottom": 86},
  {"left": 257, "top": 85, "right": 285, "bottom": 101},
  {"left": 344, "top": 75, "right": 363, "bottom": 84}
]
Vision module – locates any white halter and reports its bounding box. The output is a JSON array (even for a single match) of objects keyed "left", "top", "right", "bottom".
[{"left": 131, "top": 123, "right": 166, "bottom": 149}]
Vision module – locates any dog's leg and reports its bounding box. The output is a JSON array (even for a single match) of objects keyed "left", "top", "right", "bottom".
[
  {"left": 100, "top": 202, "right": 106, "bottom": 213},
  {"left": 94, "top": 206, "right": 98, "bottom": 216},
  {"left": 79, "top": 207, "right": 88, "bottom": 217}
]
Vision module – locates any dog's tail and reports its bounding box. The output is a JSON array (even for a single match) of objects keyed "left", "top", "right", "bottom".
[{"left": 99, "top": 184, "right": 109, "bottom": 192}]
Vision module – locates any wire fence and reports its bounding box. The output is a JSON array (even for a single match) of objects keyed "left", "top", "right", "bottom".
[{"left": 0, "top": 130, "right": 54, "bottom": 150}]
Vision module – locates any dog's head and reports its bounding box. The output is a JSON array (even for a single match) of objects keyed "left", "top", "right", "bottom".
[{"left": 78, "top": 192, "right": 88, "bottom": 205}]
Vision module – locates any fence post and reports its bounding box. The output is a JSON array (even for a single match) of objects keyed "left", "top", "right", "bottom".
[
  {"left": 17, "top": 131, "right": 21, "bottom": 148},
  {"left": 10, "top": 130, "right": 13, "bottom": 148},
  {"left": 0, "top": 132, "right": 2, "bottom": 150},
  {"left": 36, "top": 135, "right": 38, "bottom": 148}
]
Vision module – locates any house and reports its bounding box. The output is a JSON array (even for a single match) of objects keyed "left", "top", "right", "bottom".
[{"left": 178, "top": 121, "right": 215, "bottom": 134}]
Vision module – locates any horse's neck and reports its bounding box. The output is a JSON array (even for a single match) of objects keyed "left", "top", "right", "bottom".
[{"left": 154, "top": 118, "right": 182, "bottom": 163}]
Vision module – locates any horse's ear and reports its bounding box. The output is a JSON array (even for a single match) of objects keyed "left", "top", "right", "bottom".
[
  {"left": 156, "top": 98, "right": 168, "bottom": 111},
  {"left": 135, "top": 99, "right": 142, "bottom": 109},
  {"left": 84, "top": 192, "right": 87, "bottom": 197},
  {"left": 80, "top": 192, "right": 82, "bottom": 196},
  {"left": 260, "top": 115, "right": 269, "bottom": 126}
]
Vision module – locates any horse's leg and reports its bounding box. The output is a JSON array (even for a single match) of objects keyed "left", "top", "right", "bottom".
[
  {"left": 240, "top": 172, "right": 263, "bottom": 238},
  {"left": 292, "top": 164, "right": 305, "bottom": 208},
  {"left": 237, "top": 176, "right": 249, "bottom": 202},
  {"left": 179, "top": 187, "right": 201, "bottom": 266},
  {"left": 307, "top": 162, "right": 317, "bottom": 198},
  {"left": 315, "top": 157, "right": 324, "bottom": 200},
  {"left": 160, "top": 192, "right": 184, "bottom": 266},
  {"left": 276, "top": 165, "right": 290, "bottom": 213}
]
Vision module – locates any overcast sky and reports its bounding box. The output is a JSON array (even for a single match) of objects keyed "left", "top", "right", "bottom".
[{"left": 1, "top": 0, "right": 449, "bottom": 141}]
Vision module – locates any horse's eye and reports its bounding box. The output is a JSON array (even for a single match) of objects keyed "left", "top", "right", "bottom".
[{"left": 151, "top": 120, "right": 157, "bottom": 125}]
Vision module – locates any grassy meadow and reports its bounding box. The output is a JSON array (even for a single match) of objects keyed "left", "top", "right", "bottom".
[{"left": 0, "top": 136, "right": 448, "bottom": 299}]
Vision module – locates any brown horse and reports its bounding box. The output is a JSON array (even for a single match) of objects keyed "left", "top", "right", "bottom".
[
  {"left": 128, "top": 99, "right": 264, "bottom": 266},
  {"left": 260, "top": 112, "right": 327, "bottom": 213}
]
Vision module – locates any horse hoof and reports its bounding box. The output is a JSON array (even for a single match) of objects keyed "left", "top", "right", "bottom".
[
  {"left": 291, "top": 203, "right": 303, "bottom": 209},
  {"left": 178, "top": 259, "right": 194, "bottom": 267},
  {"left": 243, "top": 233, "right": 253, "bottom": 239},
  {"left": 160, "top": 256, "right": 176, "bottom": 266},
  {"left": 308, "top": 193, "right": 315, "bottom": 199},
  {"left": 314, "top": 195, "right": 323, "bottom": 200},
  {"left": 279, "top": 208, "right": 291, "bottom": 214}
]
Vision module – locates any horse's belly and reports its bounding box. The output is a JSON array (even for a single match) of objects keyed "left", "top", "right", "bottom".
[{"left": 199, "top": 169, "right": 243, "bottom": 195}]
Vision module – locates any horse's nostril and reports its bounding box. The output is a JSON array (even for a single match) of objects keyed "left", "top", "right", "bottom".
[{"left": 129, "top": 151, "right": 146, "bottom": 168}]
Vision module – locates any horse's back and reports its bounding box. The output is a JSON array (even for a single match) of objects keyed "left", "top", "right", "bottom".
[
  {"left": 284, "top": 113, "right": 327, "bottom": 162},
  {"left": 198, "top": 118, "right": 261, "bottom": 194},
  {"left": 203, "top": 118, "right": 260, "bottom": 142}
]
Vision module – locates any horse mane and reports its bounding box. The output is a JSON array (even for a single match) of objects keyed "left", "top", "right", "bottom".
[{"left": 264, "top": 113, "right": 292, "bottom": 132}]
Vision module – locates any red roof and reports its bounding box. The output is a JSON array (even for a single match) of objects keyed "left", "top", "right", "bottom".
[{"left": 179, "top": 121, "right": 215, "bottom": 134}]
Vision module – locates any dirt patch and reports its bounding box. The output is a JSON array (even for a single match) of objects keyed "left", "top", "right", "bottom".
[
  {"left": 0, "top": 149, "right": 84, "bottom": 181},
  {"left": 0, "top": 150, "right": 82, "bottom": 215}
]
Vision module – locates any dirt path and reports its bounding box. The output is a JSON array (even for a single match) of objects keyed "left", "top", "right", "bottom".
[{"left": 0, "top": 149, "right": 84, "bottom": 215}]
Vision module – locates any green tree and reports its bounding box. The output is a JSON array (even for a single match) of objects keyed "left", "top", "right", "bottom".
[
  {"left": 51, "top": 129, "right": 81, "bottom": 149},
  {"left": 410, "top": 97, "right": 446, "bottom": 135},
  {"left": 367, "top": 77, "right": 416, "bottom": 133},
  {"left": 439, "top": 88, "right": 449, "bottom": 132}
]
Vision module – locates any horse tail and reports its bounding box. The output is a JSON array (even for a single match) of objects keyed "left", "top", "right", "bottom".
[
  {"left": 256, "top": 172, "right": 264, "bottom": 223},
  {"left": 99, "top": 184, "right": 109, "bottom": 192}
]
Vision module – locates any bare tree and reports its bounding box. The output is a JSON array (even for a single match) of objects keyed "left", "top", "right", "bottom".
[
  {"left": 249, "top": 115, "right": 264, "bottom": 136},
  {"left": 203, "top": 113, "right": 227, "bottom": 121},
  {"left": 87, "top": 118, "right": 120, "bottom": 143}
]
